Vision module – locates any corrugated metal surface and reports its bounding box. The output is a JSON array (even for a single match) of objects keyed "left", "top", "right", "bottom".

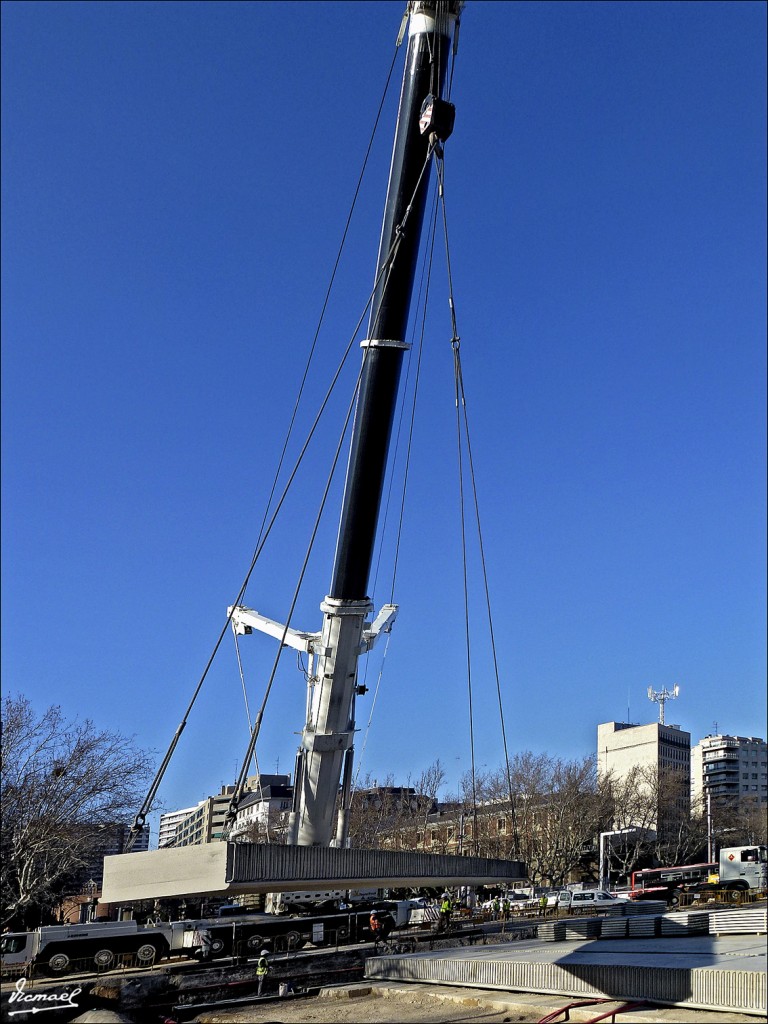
[
  {"left": 623, "top": 900, "right": 667, "bottom": 915},
  {"left": 227, "top": 844, "right": 525, "bottom": 888},
  {"left": 709, "top": 908, "right": 768, "bottom": 935},
  {"left": 627, "top": 916, "right": 658, "bottom": 937},
  {"left": 599, "top": 918, "right": 628, "bottom": 938},
  {"left": 660, "top": 912, "right": 709, "bottom": 936},
  {"left": 366, "top": 948, "right": 767, "bottom": 1014}
]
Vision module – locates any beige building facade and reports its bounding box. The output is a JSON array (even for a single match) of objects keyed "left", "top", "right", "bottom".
[
  {"left": 691, "top": 734, "right": 767, "bottom": 810},
  {"left": 598, "top": 721, "right": 691, "bottom": 779}
]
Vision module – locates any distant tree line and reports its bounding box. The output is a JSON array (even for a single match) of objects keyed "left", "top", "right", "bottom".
[{"left": 343, "top": 753, "right": 767, "bottom": 887}]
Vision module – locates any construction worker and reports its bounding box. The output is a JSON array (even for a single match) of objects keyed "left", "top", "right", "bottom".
[
  {"left": 502, "top": 896, "right": 511, "bottom": 921},
  {"left": 193, "top": 926, "right": 213, "bottom": 961},
  {"left": 439, "top": 892, "right": 453, "bottom": 931},
  {"left": 538, "top": 894, "right": 548, "bottom": 917},
  {"left": 256, "top": 949, "right": 270, "bottom": 996},
  {"left": 491, "top": 896, "right": 501, "bottom": 920}
]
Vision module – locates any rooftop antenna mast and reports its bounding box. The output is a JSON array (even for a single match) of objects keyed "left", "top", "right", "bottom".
[{"left": 647, "top": 684, "right": 679, "bottom": 725}]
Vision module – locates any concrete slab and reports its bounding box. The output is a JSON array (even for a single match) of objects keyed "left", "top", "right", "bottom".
[
  {"left": 365, "top": 934, "right": 767, "bottom": 1016},
  {"left": 101, "top": 843, "right": 525, "bottom": 903}
]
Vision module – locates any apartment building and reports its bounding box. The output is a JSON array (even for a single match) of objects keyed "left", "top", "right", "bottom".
[
  {"left": 166, "top": 775, "right": 291, "bottom": 847},
  {"left": 691, "top": 734, "right": 768, "bottom": 809},
  {"left": 158, "top": 806, "right": 197, "bottom": 848}
]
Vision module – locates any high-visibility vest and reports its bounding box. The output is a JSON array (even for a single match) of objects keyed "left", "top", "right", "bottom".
[
  {"left": 257, "top": 956, "right": 269, "bottom": 976},
  {"left": 441, "top": 899, "right": 452, "bottom": 913}
]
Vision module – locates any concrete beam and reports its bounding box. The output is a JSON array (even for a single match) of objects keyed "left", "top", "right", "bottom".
[
  {"left": 102, "top": 843, "right": 231, "bottom": 903},
  {"left": 101, "top": 843, "right": 525, "bottom": 904}
]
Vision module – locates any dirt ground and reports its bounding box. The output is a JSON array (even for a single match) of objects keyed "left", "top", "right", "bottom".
[
  {"left": 195, "top": 987, "right": 534, "bottom": 1022},
  {"left": 192, "top": 982, "right": 762, "bottom": 1024}
]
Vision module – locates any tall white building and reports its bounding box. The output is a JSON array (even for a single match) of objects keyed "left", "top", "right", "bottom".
[
  {"left": 691, "top": 734, "right": 768, "bottom": 810},
  {"left": 597, "top": 721, "right": 691, "bottom": 828},
  {"left": 158, "top": 806, "right": 197, "bottom": 848},
  {"left": 598, "top": 721, "right": 691, "bottom": 779},
  {"left": 160, "top": 775, "right": 291, "bottom": 848}
]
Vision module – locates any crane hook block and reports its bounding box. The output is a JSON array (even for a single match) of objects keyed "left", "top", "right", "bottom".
[{"left": 419, "top": 94, "right": 455, "bottom": 141}]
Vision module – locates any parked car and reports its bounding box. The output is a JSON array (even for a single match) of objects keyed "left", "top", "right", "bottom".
[{"left": 558, "top": 889, "right": 628, "bottom": 909}]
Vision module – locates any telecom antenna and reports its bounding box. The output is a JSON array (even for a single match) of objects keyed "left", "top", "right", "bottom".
[{"left": 647, "top": 684, "right": 679, "bottom": 725}]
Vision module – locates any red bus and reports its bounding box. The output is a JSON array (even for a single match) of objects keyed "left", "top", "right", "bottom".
[{"left": 629, "top": 862, "right": 717, "bottom": 904}]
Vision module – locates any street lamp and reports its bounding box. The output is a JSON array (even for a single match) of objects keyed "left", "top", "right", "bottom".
[{"left": 599, "top": 829, "right": 642, "bottom": 891}]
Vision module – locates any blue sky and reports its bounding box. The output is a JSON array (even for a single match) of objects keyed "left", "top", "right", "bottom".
[{"left": 2, "top": 1, "right": 766, "bottom": 839}]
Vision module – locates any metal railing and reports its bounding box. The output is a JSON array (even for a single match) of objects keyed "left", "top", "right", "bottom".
[{"left": 680, "top": 889, "right": 765, "bottom": 908}]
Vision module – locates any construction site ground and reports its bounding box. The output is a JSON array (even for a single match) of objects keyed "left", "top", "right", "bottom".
[{"left": 193, "top": 980, "right": 762, "bottom": 1024}]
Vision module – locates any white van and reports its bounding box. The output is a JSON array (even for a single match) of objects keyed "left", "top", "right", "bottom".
[{"left": 557, "top": 890, "right": 625, "bottom": 910}]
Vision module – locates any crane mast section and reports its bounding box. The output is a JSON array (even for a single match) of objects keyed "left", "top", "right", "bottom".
[
  {"left": 292, "top": 2, "right": 459, "bottom": 847},
  {"left": 231, "top": 2, "right": 459, "bottom": 849}
]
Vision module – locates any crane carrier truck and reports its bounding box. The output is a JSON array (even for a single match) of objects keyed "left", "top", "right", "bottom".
[{"left": 1, "top": 899, "right": 407, "bottom": 977}]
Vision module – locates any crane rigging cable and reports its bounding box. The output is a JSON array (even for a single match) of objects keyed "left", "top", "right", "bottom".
[
  {"left": 127, "top": 6, "right": 486, "bottom": 853},
  {"left": 125, "top": 23, "right": 413, "bottom": 850},
  {"left": 224, "top": 140, "right": 442, "bottom": 831},
  {"left": 434, "top": 146, "right": 521, "bottom": 857},
  {"left": 128, "top": 153, "right": 431, "bottom": 848},
  {"left": 247, "top": 31, "right": 405, "bottom": 562}
]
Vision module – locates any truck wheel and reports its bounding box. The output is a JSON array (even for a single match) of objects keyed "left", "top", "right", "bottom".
[
  {"left": 93, "top": 948, "right": 116, "bottom": 971},
  {"left": 44, "top": 951, "right": 71, "bottom": 976},
  {"left": 136, "top": 942, "right": 159, "bottom": 965},
  {"left": 669, "top": 890, "right": 681, "bottom": 907},
  {"left": 246, "top": 934, "right": 264, "bottom": 951},
  {"left": 285, "top": 930, "right": 303, "bottom": 951},
  {"left": 729, "top": 890, "right": 742, "bottom": 903}
]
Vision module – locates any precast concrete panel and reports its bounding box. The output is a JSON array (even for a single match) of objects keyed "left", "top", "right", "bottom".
[
  {"left": 101, "top": 842, "right": 525, "bottom": 904},
  {"left": 102, "top": 843, "right": 230, "bottom": 903},
  {"left": 365, "top": 937, "right": 767, "bottom": 1015}
]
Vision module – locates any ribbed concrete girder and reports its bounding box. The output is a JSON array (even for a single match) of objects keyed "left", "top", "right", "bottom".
[{"left": 101, "top": 843, "right": 525, "bottom": 904}]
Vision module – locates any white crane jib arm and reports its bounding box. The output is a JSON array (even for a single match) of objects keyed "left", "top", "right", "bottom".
[
  {"left": 228, "top": 599, "right": 397, "bottom": 847},
  {"left": 227, "top": 603, "right": 397, "bottom": 656}
]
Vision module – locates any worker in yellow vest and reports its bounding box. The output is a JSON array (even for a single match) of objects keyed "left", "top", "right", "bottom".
[
  {"left": 439, "top": 892, "right": 453, "bottom": 930},
  {"left": 257, "top": 949, "right": 270, "bottom": 996}
]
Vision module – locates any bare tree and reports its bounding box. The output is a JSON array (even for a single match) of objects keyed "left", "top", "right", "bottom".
[
  {"left": 601, "top": 765, "right": 662, "bottom": 882},
  {"left": 706, "top": 795, "right": 768, "bottom": 850},
  {"left": 1, "top": 694, "right": 154, "bottom": 927},
  {"left": 655, "top": 767, "right": 707, "bottom": 867},
  {"left": 497, "top": 753, "right": 613, "bottom": 886}
]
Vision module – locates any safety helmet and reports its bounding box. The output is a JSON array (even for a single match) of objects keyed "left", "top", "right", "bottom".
[
  {"left": 260, "top": 949, "right": 269, "bottom": 955},
  {"left": 371, "top": 910, "right": 378, "bottom": 916}
]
